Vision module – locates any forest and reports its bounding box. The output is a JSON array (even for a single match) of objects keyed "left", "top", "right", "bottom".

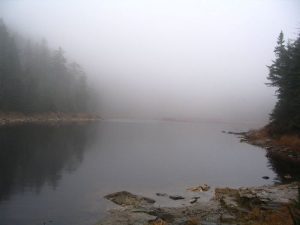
[{"left": 0, "top": 19, "right": 91, "bottom": 113}]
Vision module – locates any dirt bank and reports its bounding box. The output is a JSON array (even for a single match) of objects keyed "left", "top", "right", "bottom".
[
  {"left": 98, "top": 182, "right": 299, "bottom": 225},
  {"left": 0, "top": 112, "right": 101, "bottom": 126}
]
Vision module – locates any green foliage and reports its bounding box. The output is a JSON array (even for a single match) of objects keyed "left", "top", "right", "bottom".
[
  {"left": 267, "top": 31, "right": 300, "bottom": 133},
  {"left": 0, "top": 20, "right": 91, "bottom": 113}
]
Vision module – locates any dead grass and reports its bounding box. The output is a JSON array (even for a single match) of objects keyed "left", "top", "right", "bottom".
[
  {"left": 276, "top": 135, "right": 300, "bottom": 150},
  {"left": 247, "top": 127, "right": 269, "bottom": 140},
  {"left": 247, "top": 126, "right": 300, "bottom": 152},
  {"left": 183, "top": 218, "right": 199, "bottom": 225}
]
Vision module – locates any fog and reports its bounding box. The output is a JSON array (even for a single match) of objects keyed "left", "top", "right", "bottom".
[{"left": 1, "top": 0, "right": 299, "bottom": 123}]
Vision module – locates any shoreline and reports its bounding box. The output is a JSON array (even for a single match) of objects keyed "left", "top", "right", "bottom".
[
  {"left": 240, "top": 127, "right": 300, "bottom": 166},
  {"left": 0, "top": 112, "right": 102, "bottom": 126},
  {"left": 99, "top": 182, "right": 299, "bottom": 225}
]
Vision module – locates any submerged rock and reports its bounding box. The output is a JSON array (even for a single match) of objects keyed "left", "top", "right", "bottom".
[
  {"left": 156, "top": 193, "right": 168, "bottom": 197},
  {"left": 227, "top": 131, "right": 247, "bottom": 135},
  {"left": 104, "top": 191, "right": 155, "bottom": 207}
]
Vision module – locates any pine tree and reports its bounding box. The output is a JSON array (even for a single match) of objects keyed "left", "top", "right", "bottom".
[
  {"left": 0, "top": 20, "right": 23, "bottom": 111},
  {"left": 267, "top": 32, "right": 300, "bottom": 133}
]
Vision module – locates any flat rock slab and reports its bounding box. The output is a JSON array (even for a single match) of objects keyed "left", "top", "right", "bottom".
[{"left": 104, "top": 191, "right": 155, "bottom": 207}]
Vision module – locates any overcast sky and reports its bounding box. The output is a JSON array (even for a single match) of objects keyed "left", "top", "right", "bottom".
[{"left": 1, "top": 0, "right": 300, "bottom": 123}]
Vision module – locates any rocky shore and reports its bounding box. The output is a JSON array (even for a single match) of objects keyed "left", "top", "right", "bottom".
[
  {"left": 0, "top": 112, "right": 101, "bottom": 126},
  {"left": 98, "top": 182, "right": 299, "bottom": 225}
]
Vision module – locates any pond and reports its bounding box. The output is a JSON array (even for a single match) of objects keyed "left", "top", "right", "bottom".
[{"left": 0, "top": 120, "right": 288, "bottom": 225}]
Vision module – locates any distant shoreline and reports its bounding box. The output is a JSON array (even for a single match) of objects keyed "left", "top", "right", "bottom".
[{"left": 0, "top": 112, "right": 101, "bottom": 126}]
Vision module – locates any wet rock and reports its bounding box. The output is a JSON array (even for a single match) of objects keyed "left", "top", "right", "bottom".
[
  {"left": 240, "top": 138, "right": 247, "bottom": 142},
  {"left": 190, "top": 197, "right": 200, "bottom": 204},
  {"left": 227, "top": 131, "right": 246, "bottom": 135},
  {"left": 169, "top": 195, "right": 185, "bottom": 200},
  {"left": 156, "top": 193, "right": 168, "bottom": 197},
  {"left": 147, "top": 208, "right": 175, "bottom": 222},
  {"left": 187, "top": 184, "right": 210, "bottom": 192},
  {"left": 104, "top": 191, "right": 155, "bottom": 207}
]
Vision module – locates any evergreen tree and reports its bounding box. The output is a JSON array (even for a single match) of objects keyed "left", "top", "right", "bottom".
[
  {"left": 0, "top": 20, "right": 23, "bottom": 111},
  {"left": 267, "top": 32, "right": 300, "bottom": 133}
]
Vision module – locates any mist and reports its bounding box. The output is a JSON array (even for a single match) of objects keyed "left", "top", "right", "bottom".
[{"left": 1, "top": 0, "right": 300, "bottom": 123}]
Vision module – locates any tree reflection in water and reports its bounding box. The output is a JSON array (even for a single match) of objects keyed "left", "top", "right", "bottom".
[
  {"left": 0, "top": 123, "right": 96, "bottom": 201},
  {"left": 266, "top": 151, "right": 300, "bottom": 183}
]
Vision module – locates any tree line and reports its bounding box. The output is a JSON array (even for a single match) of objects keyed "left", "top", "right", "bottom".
[
  {"left": 267, "top": 31, "right": 300, "bottom": 133},
  {"left": 0, "top": 19, "right": 92, "bottom": 113}
]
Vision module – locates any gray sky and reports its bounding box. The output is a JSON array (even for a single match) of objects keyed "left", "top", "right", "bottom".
[{"left": 1, "top": 0, "right": 300, "bottom": 123}]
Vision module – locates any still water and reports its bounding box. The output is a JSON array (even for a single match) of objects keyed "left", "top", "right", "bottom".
[{"left": 0, "top": 121, "right": 288, "bottom": 225}]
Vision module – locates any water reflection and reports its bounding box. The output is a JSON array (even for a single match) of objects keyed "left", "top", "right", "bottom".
[
  {"left": 266, "top": 151, "right": 300, "bottom": 183},
  {"left": 0, "top": 124, "right": 95, "bottom": 201}
]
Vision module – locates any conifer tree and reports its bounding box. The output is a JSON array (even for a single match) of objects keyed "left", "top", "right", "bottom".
[{"left": 267, "top": 32, "right": 300, "bottom": 133}]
